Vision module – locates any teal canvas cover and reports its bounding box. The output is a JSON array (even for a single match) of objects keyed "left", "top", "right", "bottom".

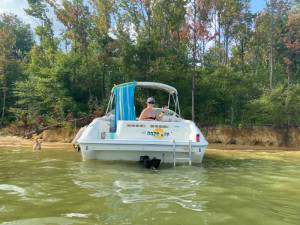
[{"left": 114, "top": 82, "right": 137, "bottom": 129}]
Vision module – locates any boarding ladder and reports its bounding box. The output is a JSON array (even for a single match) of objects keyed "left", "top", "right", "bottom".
[{"left": 172, "top": 140, "right": 192, "bottom": 167}]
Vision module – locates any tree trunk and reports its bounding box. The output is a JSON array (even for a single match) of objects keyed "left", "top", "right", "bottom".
[
  {"left": 202, "top": 39, "right": 205, "bottom": 63},
  {"left": 269, "top": 44, "right": 274, "bottom": 89},
  {"left": 103, "top": 64, "right": 106, "bottom": 98},
  {"left": 241, "top": 38, "right": 245, "bottom": 70},
  {"left": 225, "top": 34, "right": 229, "bottom": 65},
  {"left": 269, "top": 0, "right": 275, "bottom": 89},
  {"left": 286, "top": 25, "right": 293, "bottom": 86},
  {"left": 192, "top": 65, "right": 195, "bottom": 122},
  {"left": 1, "top": 86, "right": 7, "bottom": 127},
  {"left": 192, "top": 0, "right": 197, "bottom": 122},
  {"left": 218, "top": 12, "right": 221, "bottom": 63},
  {"left": 214, "top": 11, "right": 218, "bottom": 57},
  {"left": 287, "top": 64, "right": 292, "bottom": 85}
]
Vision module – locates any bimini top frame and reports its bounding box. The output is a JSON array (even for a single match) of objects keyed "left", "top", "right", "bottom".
[
  {"left": 111, "top": 82, "right": 178, "bottom": 95},
  {"left": 106, "top": 81, "right": 181, "bottom": 116}
]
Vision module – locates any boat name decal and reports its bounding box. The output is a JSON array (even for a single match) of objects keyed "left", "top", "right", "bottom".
[
  {"left": 146, "top": 127, "right": 169, "bottom": 139},
  {"left": 126, "top": 124, "right": 146, "bottom": 128},
  {"left": 150, "top": 125, "right": 169, "bottom": 128}
]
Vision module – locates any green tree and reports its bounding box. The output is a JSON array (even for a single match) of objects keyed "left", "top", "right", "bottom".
[
  {"left": 0, "top": 14, "right": 33, "bottom": 126},
  {"left": 247, "top": 84, "right": 300, "bottom": 127}
]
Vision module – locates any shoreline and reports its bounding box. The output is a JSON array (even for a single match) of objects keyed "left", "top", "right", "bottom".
[
  {"left": 208, "top": 143, "right": 300, "bottom": 151},
  {"left": 0, "top": 135, "right": 300, "bottom": 151},
  {"left": 0, "top": 136, "right": 73, "bottom": 149}
]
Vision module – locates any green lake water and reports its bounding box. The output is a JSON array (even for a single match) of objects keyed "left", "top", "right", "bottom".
[{"left": 1, "top": 147, "right": 300, "bottom": 225}]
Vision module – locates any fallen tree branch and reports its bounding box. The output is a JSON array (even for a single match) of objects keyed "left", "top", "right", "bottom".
[
  {"left": 24, "top": 124, "right": 62, "bottom": 139},
  {"left": 23, "top": 115, "right": 95, "bottom": 139}
]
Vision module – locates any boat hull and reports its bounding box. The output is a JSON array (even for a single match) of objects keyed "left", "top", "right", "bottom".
[
  {"left": 77, "top": 119, "right": 209, "bottom": 164},
  {"left": 79, "top": 142, "right": 207, "bottom": 164}
]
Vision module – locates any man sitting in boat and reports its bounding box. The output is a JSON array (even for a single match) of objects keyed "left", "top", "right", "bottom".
[{"left": 139, "top": 97, "right": 167, "bottom": 121}]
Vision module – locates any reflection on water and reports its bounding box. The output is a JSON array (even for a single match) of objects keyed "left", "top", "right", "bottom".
[{"left": 0, "top": 148, "right": 300, "bottom": 225}]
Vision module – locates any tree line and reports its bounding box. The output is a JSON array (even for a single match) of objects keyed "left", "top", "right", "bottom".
[{"left": 0, "top": 0, "right": 299, "bottom": 132}]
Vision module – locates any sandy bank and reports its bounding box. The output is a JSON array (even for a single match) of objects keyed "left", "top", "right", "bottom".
[
  {"left": 208, "top": 143, "right": 300, "bottom": 151},
  {"left": 0, "top": 136, "right": 73, "bottom": 149},
  {"left": 2, "top": 125, "right": 300, "bottom": 151},
  {"left": 0, "top": 135, "right": 299, "bottom": 151},
  {"left": 203, "top": 126, "right": 300, "bottom": 147}
]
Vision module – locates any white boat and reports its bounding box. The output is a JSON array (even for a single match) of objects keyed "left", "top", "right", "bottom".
[{"left": 77, "top": 81, "right": 208, "bottom": 166}]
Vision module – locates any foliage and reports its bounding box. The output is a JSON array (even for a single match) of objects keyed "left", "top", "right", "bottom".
[
  {"left": 0, "top": 0, "right": 300, "bottom": 129},
  {"left": 0, "top": 14, "right": 33, "bottom": 126},
  {"left": 12, "top": 74, "right": 76, "bottom": 128},
  {"left": 247, "top": 84, "right": 300, "bottom": 126}
]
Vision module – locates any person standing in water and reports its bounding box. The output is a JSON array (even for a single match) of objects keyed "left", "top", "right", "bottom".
[
  {"left": 33, "top": 138, "right": 42, "bottom": 151},
  {"left": 139, "top": 97, "right": 167, "bottom": 121}
]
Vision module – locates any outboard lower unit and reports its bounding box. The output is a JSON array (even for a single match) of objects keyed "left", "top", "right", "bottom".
[{"left": 139, "top": 156, "right": 161, "bottom": 169}]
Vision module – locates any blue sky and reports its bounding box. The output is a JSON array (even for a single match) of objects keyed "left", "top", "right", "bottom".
[
  {"left": 0, "top": 0, "right": 37, "bottom": 26},
  {"left": 0, "top": 0, "right": 266, "bottom": 31},
  {"left": 251, "top": 0, "right": 266, "bottom": 13}
]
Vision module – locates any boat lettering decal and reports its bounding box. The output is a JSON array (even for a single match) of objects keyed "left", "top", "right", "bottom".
[
  {"left": 150, "top": 125, "right": 168, "bottom": 128},
  {"left": 126, "top": 124, "right": 145, "bottom": 127},
  {"left": 146, "top": 127, "right": 170, "bottom": 139}
]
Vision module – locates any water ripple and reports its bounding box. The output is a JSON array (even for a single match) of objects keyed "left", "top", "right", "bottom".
[
  {"left": 0, "top": 184, "right": 26, "bottom": 197},
  {"left": 0, "top": 217, "right": 87, "bottom": 225},
  {"left": 64, "top": 213, "right": 90, "bottom": 218}
]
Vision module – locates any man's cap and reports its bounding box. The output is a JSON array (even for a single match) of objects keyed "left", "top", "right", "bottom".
[{"left": 147, "top": 97, "right": 155, "bottom": 103}]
